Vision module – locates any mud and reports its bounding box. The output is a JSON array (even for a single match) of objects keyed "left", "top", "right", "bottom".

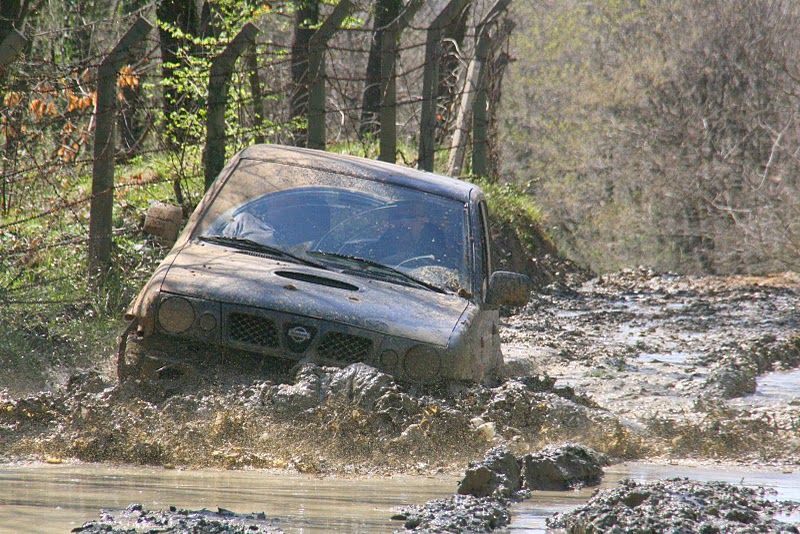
[
  {"left": 395, "top": 444, "right": 606, "bottom": 532},
  {"left": 0, "top": 269, "right": 798, "bottom": 532},
  {"left": 391, "top": 494, "right": 511, "bottom": 532},
  {"left": 519, "top": 443, "right": 607, "bottom": 491},
  {"left": 3, "top": 270, "right": 798, "bottom": 472},
  {"left": 73, "top": 504, "right": 282, "bottom": 533},
  {"left": 547, "top": 478, "right": 800, "bottom": 533},
  {"left": 0, "top": 361, "right": 632, "bottom": 474},
  {"left": 503, "top": 268, "right": 800, "bottom": 463}
]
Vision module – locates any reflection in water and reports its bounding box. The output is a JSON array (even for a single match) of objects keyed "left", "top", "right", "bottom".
[
  {"left": 0, "top": 464, "right": 455, "bottom": 533},
  {"left": 0, "top": 462, "right": 797, "bottom": 533}
]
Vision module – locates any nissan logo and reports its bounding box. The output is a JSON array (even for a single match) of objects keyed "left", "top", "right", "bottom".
[{"left": 287, "top": 326, "right": 311, "bottom": 343}]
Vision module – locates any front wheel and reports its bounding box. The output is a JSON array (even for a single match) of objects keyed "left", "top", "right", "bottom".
[
  {"left": 117, "top": 328, "right": 197, "bottom": 383},
  {"left": 117, "top": 335, "right": 165, "bottom": 382}
]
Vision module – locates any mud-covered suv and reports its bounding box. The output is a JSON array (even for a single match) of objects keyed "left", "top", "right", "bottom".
[{"left": 120, "top": 145, "right": 531, "bottom": 383}]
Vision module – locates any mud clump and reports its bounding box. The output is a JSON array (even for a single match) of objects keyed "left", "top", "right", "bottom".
[
  {"left": 705, "top": 359, "right": 757, "bottom": 398},
  {"left": 392, "top": 494, "right": 511, "bottom": 533},
  {"left": 456, "top": 444, "right": 605, "bottom": 498},
  {"left": 398, "top": 444, "right": 605, "bottom": 532},
  {"left": 457, "top": 446, "right": 521, "bottom": 498},
  {"left": 548, "top": 478, "right": 800, "bottom": 533},
  {"left": 73, "top": 503, "right": 282, "bottom": 533},
  {"left": 520, "top": 443, "right": 607, "bottom": 490}
]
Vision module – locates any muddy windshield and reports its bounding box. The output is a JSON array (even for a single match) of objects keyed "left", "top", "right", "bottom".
[{"left": 194, "top": 159, "right": 471, "bottom": 292}]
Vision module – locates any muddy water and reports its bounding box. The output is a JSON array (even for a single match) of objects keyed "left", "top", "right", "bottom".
[
  {"left": 738, "top": 368, "right": 800, "bottom": 404},
  {"left": 0, "top": 463, "right": 455, "bottom": 533},
  {"left": 1, "top": 462, "right": 797, "bottom": 533}
]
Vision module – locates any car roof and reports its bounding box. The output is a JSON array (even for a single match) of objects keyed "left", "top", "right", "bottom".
[{"left": 237, "top": 144, "right": 477, "bottom": 202}]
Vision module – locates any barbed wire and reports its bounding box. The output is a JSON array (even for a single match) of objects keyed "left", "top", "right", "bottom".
[{"left": 0, "top": 3, "right": 513, "bottom": 310}]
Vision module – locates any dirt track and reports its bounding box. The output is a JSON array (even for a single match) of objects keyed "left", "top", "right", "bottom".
[
  {"left": 503, "top": 268, "right": 800, "bottom": 463},
  {"left": 1, "top": 270, "right": 798, "bottom": 473}
]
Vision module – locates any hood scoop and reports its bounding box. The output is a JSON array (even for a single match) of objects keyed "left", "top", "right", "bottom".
[{"left": 275, "top": 270, "right": 359, "bottom": 291}]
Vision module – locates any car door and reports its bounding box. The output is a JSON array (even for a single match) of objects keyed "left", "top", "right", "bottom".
[{"left": 473, "top": 198, "right": 503, "bottom": 376}]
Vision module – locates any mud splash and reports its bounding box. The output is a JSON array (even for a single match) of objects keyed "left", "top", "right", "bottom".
[{"left": 0, "top": 362, "right": 639, "bottom": 474}]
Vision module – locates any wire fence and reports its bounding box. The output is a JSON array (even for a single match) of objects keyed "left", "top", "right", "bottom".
[{"left": 0, "top": 0, "right": 514, "bottom": 313}]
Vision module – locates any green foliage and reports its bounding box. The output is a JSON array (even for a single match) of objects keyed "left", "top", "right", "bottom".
[
  {"left": 157, "top": 0, "right": 285, "bottom": 161},
  {"left": 0, "top": 155, "right": 193, "bottom": 390},
  {"left": 502, "top": 0, "right": 800, "bottom": 274},
  {"left": 469, "top": 176, "right": 554, "bottom": 257}
]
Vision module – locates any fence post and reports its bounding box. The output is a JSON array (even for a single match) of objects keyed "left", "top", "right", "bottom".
[
  {"left": 0, "top": 29, "right": 29, "bottom": 214},
  {"left": 378, "top": 0, "right": 424, "bottom": 163},
  {"left": 246, "top": 41, "right": 265, "bottom": 144},
  {"left": 418, "top": 0, "right": 470, "bottom": 172},
  {"left": 447, "top": 0, "right": 511, "bottom": 176},
  {"left": 307, "top": 0, "right": 355, "bottom": 150},
  {"left": 473, "top": 19, "right": 513, "bottom": 178},
  {"left": 203, "top": 23, "right": 259, "bottom": 191},
  {"left": 88, "top": 17, "right": 152, "bottom": 279}
]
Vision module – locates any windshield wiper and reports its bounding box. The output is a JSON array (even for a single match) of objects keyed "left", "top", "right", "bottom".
[
  {"left": 198, "top": 235, "right": 328, "bottom": 270},
  {"left": 307, "top": 251, "right": 446, "bottom": 293}
]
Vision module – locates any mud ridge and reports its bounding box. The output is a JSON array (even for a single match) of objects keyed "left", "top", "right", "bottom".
[
  {"left": 548, "top": 478, "right": 800, "bottom": 533},
  {"left": 73, "top": 503, "right": 282, "bottom": 533},
  {"left": 502, "top": 268, "right": 800, "bottom": 463}
]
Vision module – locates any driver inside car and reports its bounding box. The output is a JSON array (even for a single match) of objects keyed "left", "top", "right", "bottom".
[
  {"left": 371, "top": 202, "right": 445, "bottom": 267},
  {"left": 222, "top": 212, "right": 277, "bottom": 244}
]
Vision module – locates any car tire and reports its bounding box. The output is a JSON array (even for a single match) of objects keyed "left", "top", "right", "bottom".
[
  {"left": 117, "top": 336, "right": 163, "bottom": 382},
  {"left": 117, "top": 330, "right": 199, "bottom": 383}
]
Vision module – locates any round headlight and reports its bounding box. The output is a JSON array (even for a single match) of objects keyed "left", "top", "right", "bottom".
[
  {"left": 198, "top": 312, "right": 217, "bottom": 332},
  {"left": 403, "top": 345, "right": 442, "bottom": 382},
  {"left": 158, "top": 296, "right": 195, "bottom": 334}
]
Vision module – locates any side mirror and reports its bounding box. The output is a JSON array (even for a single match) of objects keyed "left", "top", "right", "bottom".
[{"left": 486, "top": 271, "right": 532, "bottom": 307}]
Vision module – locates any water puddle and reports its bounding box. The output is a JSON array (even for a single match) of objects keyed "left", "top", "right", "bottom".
[
  {"left": 636, "top": 351, "right": 698, "bottom": 365},
  {"left": 0, "top": 462, "right": 797, "bottom": 532},
  {"left": 0, "top": 463, "right": 455, "bottom": 533},
  {"left": 728, "top": 367, "right": 800, "bottom": 407},
  {"left": 750, "top": 368, "right": 800, "bottom": 401}
]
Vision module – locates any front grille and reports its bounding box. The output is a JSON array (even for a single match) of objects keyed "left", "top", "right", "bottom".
[
  {"left": 317, "top": 332, "right": 372, "bottom": 363},
  {"left": 228, "top": 312, "right": 279, "bottom": 348}
]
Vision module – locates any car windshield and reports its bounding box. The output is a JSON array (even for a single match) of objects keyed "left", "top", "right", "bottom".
[{"left": 194, "top": 159, "right": 471, "bottom": 293}]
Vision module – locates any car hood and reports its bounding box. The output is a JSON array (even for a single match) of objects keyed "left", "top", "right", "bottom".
[{"left": 160, "top": 242, "right": 470, "bottom": 347}]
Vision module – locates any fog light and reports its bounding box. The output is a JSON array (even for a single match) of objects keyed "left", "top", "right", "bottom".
[
  {"left": 403, "top": 345, "right": 441, "bottom": 382},
  {"left": 158, "top": 296, "right": 195, "bottom": 334},
  {"left": 198, "top": 312, "right": 217, "bottom": 332}
]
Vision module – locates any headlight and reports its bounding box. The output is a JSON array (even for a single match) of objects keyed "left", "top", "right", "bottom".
[
  {"left": 158, "top": 296, "right": 195, "bottom": 334},
  {"left": 198, "top": 312, "right": 217, "bottom": 332},
  {"left": 403, "top": 345, "right": 442, "bottom": 382}
]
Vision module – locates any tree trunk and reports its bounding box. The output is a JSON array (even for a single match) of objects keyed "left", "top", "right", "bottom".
[
  {"left": 359, "top": 0, "right": 401, "bottom": 138},
  {"left": 435, "top": 1, "right": 469, "bottom": 142}
]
